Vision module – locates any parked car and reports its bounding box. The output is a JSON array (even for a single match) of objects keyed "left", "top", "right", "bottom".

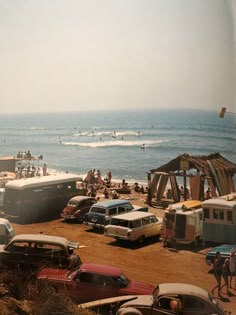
[
  {"left": 0, "top": 218, "right": 15, "bottom": 245},
  {"left": 37, "top": 262, "right": 154, "bottom": 303},
  {"left": 117, "top": 283, "right": 226, "bottom": 315},
  {"left": 84, "top": 199, "right": 148, "bottom": 229},
  {"left": 0, "top": 233, "right": 79, "bottom": 269},
  {"left": 61, "top": 196, "right": 97, "bottom": 222},
  {"left": 104, "top": 212, "right": 162, "bottom": 243},
  {"left": 205, "top": 244, "right": 236, "bottom": 265}
]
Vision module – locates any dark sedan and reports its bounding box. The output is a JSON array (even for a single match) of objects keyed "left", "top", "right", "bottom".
[{"left": 0, "top": 234, "right": 79, "bottom": 269}]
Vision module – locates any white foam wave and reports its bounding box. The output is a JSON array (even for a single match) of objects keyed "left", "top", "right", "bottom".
[
  {"left": 62, "top": 139, "right": 167, "bottom": 148},
  {"left": 74, "top": 130, "right": 142, "bottom": 137},
  {"left": 18, "top": 127, "right": 45, "bottom": 130}
]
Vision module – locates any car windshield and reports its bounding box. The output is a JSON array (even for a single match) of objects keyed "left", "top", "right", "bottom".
[
  {"left": 152, "top": 285, "right": 159, "bottom": 300},
  {"left": 115, "top": 274, "right": 130, "bottom": 288},
  {"left": 90, "top": 207, "right": 106, "bottom": 214}
]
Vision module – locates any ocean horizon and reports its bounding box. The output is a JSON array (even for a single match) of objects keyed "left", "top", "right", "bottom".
[{"left": 0, "top": 109, "right": 235, "bottom": 186}]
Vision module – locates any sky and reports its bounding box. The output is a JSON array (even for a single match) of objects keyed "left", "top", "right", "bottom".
[{"left": 0, "top": 0, "right": 235, "bottom": 114}]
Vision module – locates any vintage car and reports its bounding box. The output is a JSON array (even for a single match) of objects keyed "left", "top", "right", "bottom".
[
  {"left": 84, "top": 199, "right": 148, "bottom": 229},
  {"left": 205, "top": 244, "right": 236, "bottom": 265},
  {"left": 104, "top": 212, "right": 162, "bottom": 243},
  {"left": 0, "top": 233, "right": 79, "bottom": 269},
  {"left": 116, "top": 283, "right": 226, "bottom": 315},
  {"left": 0, "top": 218, "right": 15, "bottom": 244},
  {"left": 37, "top": 262, "right": 154, "bottom": 303},
  {"left": 61, "top": 196, "right": 96, "bottom": 222}
]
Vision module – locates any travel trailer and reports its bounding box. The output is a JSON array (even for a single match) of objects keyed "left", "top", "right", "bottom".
[
  {"left": 163, "top": 200, "right": 203, "bottom": 246},
  {"left": 202, "top": 193, "right": 236, "bottom": 244}
]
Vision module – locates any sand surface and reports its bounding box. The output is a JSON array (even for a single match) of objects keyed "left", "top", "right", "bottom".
[{"left": 12, "top": 191, "right": 236, "bottom": 313}]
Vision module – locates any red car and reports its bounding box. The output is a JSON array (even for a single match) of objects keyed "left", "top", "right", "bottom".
[
  {"left": 37, "top": 262, "right": 154, "bottom": 303},
  {"left": 61, "top": 196, "right": 96, "bottom": 222}
]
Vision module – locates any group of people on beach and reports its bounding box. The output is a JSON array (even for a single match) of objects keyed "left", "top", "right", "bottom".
[{"left": 212, "top": 249, "right": 236, "bottom": 297}]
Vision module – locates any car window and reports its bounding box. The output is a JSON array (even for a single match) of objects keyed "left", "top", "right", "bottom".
[
  {"left": 142, "top": 217, "right": 150, "bottom": 226},
  {"left": 131, "top": 220, "right": 141, "bottom": 228},
  {"left": 117, "top": 206, "right": 127, "bottom": 214},
  {"left": 125, "top": 203, "right": 134, "bottom": 211},
  {"left": 108, "top": 207, "right": 117, "bottom": 216},
  {"left": 183, "top": 295, "right": 215, "bottom": 311},
  {"left": 79, "top": 272, "right": 94, "bottom": 283},
  {"left": 33, "top": 243, "right": 66, "bottom": 255},
  {"left": 6, "top": 241, "right": 30, "bottom": 252},
  {"left": 90, "top": 207, "right": 106, "bottom": 214},
  {"left": 150, "top": 216, "right": 157, "bottom": 223},
  {"left": 69, "top": 200, "right": 78, "bottom": 206}
]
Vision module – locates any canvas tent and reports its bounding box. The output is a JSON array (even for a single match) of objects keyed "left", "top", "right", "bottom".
[{"left": 147, "top": 153, "right": 236, "bottom": 206}]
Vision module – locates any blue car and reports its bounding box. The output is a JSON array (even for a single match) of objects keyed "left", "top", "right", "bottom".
[
  {"left": 205, "top": 244, "right": 236, "bottom": 265},
  {"left": 84, "top": 199, "right": 148, "bottom": 229}
]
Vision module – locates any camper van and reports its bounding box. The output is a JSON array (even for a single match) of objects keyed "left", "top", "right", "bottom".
[
  {"left": 163, "top": 200, "right": 203, "bottom": 246},
  {"left": 202, "top": 193, "right": 236, "bottom": 244}
]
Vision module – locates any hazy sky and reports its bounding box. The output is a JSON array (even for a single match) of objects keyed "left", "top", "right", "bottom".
[{"left": 0, "top": 0, "right": 235, "bottom": 114}]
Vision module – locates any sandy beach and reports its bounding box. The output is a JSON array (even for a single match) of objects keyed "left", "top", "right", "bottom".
[{"left": 10, "top": 187, "right": 236, "bottom": 314}]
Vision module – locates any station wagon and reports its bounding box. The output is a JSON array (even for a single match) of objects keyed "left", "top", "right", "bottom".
[
  {"left": 84, "top": 199, "right": 148, "bottom": 229},
  {"left": 104, "top": 212, "right": 162, "bottom": 243}
]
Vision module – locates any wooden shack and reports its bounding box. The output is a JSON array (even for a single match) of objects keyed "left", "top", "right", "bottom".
[{"left": 147, "top": 153, "right": 236, "bottom": 206}]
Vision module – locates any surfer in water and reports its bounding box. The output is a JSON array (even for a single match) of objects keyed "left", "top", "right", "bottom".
[{"left": 141, "top": 143, "right": 145, "bottom": 150}]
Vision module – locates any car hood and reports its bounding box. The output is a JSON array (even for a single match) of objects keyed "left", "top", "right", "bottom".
[
  {"left": 121, "top": 295, "right": 153, "bottom": 308},
  {"left": 206, "top": 244, "right": 236, "bottom": 257},
  {"left": 37, "top": 268, "right": 70, "bottom": 280},
  {"left": 122, "top": 281, "right": 155, "bottom": 295}
]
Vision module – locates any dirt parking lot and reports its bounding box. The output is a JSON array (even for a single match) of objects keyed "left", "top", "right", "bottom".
[{"left": 12, "top": 194, "right": 236, "bottom": 314}]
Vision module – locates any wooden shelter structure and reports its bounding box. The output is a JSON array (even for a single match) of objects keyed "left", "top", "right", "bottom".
[{"left": 147, "top": 153, "right": 236, "bottom": 206}]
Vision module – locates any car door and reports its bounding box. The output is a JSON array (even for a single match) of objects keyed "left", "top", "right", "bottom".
[
  {"left": 182, "top": 295, "right": 218, "bottom": 314},
  {"left": 68, "top": 272, "right": 115, "bottom": 302},
  {"left": 1, "top": 240, "right": 31, "bottom": 266}
]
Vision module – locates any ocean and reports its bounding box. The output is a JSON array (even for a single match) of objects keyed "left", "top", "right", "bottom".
[{"left": 0, "top": 109, "right": 235, "bottom": 185}]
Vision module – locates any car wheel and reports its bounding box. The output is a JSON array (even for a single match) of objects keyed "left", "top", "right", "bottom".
[
  {"left": 138, "top": 236, "right": 145, "bottom": 244},
  {"left": 118, "top": 307, "right": 142, "bottom": 315},
  {"left": 194, "top": 237, "right": 200, "bottom": 247}
]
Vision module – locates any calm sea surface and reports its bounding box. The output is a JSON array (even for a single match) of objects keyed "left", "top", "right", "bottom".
[{"left": 0, "top": 109, "right": 235, "bottom": 184}]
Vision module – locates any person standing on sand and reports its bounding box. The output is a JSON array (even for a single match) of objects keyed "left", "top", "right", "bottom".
[
  {"left": 229, "top": 248, "right": 236, "bottom": 288},
  {"left": 221, "top": 258, "right": 230, "bottom": 293},
  {"left": 162, "top": 216, "right": 176, "bottom": 249},
  {"left": 212, "top": 251, "right": 223, "bottom": 297},
  {"left": 42, "top": 163, "right": 47, "bottom": 176}
]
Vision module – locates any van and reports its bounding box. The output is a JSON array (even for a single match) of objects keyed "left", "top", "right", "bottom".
[
  {"left": 104, "top": 211, "right": 163, "bottom": 243},
  {"left": 202, "top": 194, "right": 236, "bottom": 244},
  {"left": 163, "top": 200, "right": 203, "bottom": 246},
  {"left": 0, "top": 218, "right": 15, "bottom": 244},
  {"left": 84, "top": 199, "right": 148, "bottom": 229}
]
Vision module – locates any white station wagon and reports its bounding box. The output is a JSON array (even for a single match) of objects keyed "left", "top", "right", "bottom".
[{"left": 104, "top": 212, "right": 163, "bottom": 243}]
